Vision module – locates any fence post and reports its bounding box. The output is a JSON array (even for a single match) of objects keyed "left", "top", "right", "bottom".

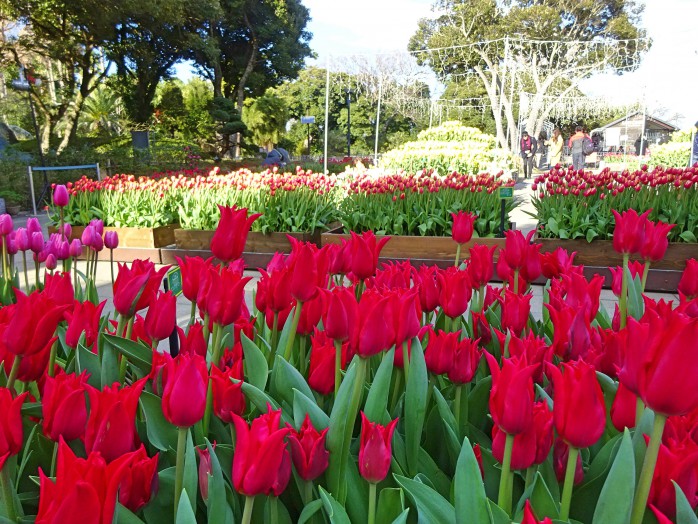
[
  {"left": 27, "top": 166, "right": 37, "bottom": 215},
  {"left": 96, "top": 162, "right": 101, "bottom": 181}
]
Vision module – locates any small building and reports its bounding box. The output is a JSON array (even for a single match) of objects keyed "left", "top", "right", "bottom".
[{"left": 590, "top": 111, "right": 678, "bottom": 154}]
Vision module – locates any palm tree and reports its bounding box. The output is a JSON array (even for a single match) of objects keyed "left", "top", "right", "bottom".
[{"left": 80, "top": 86, "right": 125, "bottom": 136}]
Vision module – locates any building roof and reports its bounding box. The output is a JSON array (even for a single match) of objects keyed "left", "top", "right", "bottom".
[{"left": 598, "top": 111, "right": 678, "bottom": 132}]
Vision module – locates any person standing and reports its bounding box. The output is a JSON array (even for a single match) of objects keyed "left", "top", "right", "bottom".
[
  {"left": 536, "top": 131, "right": 548, "bottom": 169},
  {"left": 568, "top": 126, "right": 586, "bottom": 171},
  {"left": 547, "top": 128, "right": 564, "bottom": 167},
  {"left": 691, "top": 121, "right": 698, "bottom": 166},
  {"left": 520, "top": 131, "right": 537, "bottom": 179}
]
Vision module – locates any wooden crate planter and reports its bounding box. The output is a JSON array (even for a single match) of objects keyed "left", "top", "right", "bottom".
[
  {"left": 174, "top": 229, "right": 321, "bottom": 254},
  {"left": 321, "top": 229, "right": 507, "bottom": 261},
  {"left": 535, "top": 238, "right": 698, "bottom": 271},
  {"left": 49, "top": 224, "right": 178, "bottom": 249}
]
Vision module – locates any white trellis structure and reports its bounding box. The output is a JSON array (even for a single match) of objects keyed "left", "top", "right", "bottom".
[{"left": 320, "top": 35, "right": 650, "bottom": 171}]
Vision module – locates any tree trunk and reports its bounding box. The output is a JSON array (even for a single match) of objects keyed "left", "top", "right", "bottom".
[{"left": 233, "top": 14, "right": 259, "bottom": 157}]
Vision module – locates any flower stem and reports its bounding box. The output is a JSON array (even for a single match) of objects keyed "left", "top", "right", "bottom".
[
  {"left": 629, "top": 412, "right": 667, "bottom": 524},
  {"left": 402, "top": 341, "right": 410, "bottom": 383},
  {"left": 203, "top": 324, "right": 223, "bottom": 436},
  {"left": 0, "top": 465, "right": 17, "bottom": 522},
  {"left": 283, "top": 302, "right": 303, "bottom": 362},
  {"left": 497, "top": 432, "right": 515, "bottom": 515},
  {"left": 560, "top": 445, "right": 580, "bottom": 521},
  {"left": 48, "top": 340, "right": 58, "bottom": 377},
  {"left": 21, "top": 252, "right": 29, "bottom": 291},
  {"left": 241, "top": 496, "right": 255, "bottom": 524},
  {"left": 270, "top": 496, "right": 279, "bottom": 524},
  {"left": 174, "top": 426, "right": 188, "bottom": 519},
  {"left": 302, "top": 480, "right": 313, "bottom": 505},
  {"left": 454, "top": 385, "right": 463, "bottom": 437},
  {"left": 619, "top": 253, "right": 630, "bottom": 329},
  {"left": 635, "top": 397, "right": 644, "bottom": 429},
  {"left": 389, "top": 368, "right": 403, "bottom": 412},
  {"left": 187, "top": 300, "right": 196, "bottom": 332},
  {"left": 50, "top": 440, "right": 58, "bottom": 477},
  {"left": 641, "top": 260, "right": 650, "bottom": 292},
  {"left": 334, "top": 339, "right": 343, "bottom": 397},
  {"left": 109, "top": 249, "right": 114, "bottom": 288},
  {"left": 513, "top": 269, "right": 519, "bottom": 295},
  {"left": 454, "top": 243, "right": 462, "bottom": 267},
  {"left": 6, "top": 356, "right": 22, "bottom": 394},
  {"left": 269, "top": 312, "right": 279, "bottom": 365},
  {"left": 368, "top": 482, "right": 377, "bottom": 524}
]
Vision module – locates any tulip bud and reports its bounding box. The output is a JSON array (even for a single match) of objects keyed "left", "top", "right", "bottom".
[
  {"left": 359, "top": 412, "right": 399, "bottom": 484},
  {"left": 197, "top": 447, "right": 214, "bottom": 501},
  {"left": 104, "top": 230, "right": 119, "bottom": 250},
  {"left": 144, "top": 291, "right": 177, "bottom": 342},
  {"left": 287, "top": 414, "right": 330, "bottom": 481},
  {"left": 69, "top": 239, "right": 83, "bottom": 258},
  {"left": 26, "top": 217, "right": 41, "bottom": 235},
  {"left": 15, "top": 228, "right": 29, "bottom": 251},
  {"left": 53, "top": 184, "right": 69, "bottom": 207},
  {"left": 0, "top": 214, "right": 13, "bottom": 236},
  {"left": 162, "top": 353, "right": 208, "bottom": 428}
]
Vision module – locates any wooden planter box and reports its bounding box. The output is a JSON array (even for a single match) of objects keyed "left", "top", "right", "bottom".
[
  {"left": 49, "top": 224, "right": 178, "bottom": 249},
  {"left": 174, "top": 229, "right": 321, "bottom": 254},
  {"left": 535, "top": 237, "right": 698, "bottom": 271},
  {"left": 321, "top": 229, "right": 507, "bottom": 261}
]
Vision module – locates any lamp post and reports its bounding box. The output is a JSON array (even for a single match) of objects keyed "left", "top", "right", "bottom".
[{"left": 346, "top": 87, "right": 351, "bottom": 158}]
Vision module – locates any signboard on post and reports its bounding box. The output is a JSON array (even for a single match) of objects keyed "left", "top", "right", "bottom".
[
  {"left": 498, "top": 186, "right": 514, "bottom": 237},
  {"left": 301, "top": 116, "right": 315, "bottom": 124},
  {"left": 166, "top": 267, "right": 183, "bottom": 297},
  {"left": 499, "top": 187, "right": 514, "bottom": 199}
]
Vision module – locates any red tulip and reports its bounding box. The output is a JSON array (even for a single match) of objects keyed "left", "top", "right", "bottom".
[
  {"left": 648, "top": 438, "right": 698, "bottom": 519},
  {"left": 349, "top": 231, "right": 390, "bottom": 281},
  {"left": 467, "top": 244, "right": 495, "bottom": 289},
  {"left": 287, "top": 414, "right": 330, "bottom": 481},
  {"left": 437, "top": 267, "right": 472, "bottom": 319},
  {"left": 553, "top": 438, "right": 583, "bottom": 484},
  {"left": 0, "top": 388, "right": 27, "bottom": 471},
  {"left": 176, "top": 323, "right": 208, "bottom": 358},
  {"left": 322, "top": 286, "right": 358, "bottom": 342},
  {"left": 549, "top": 360, "right": 605, "bottom": 448},
  {"left": 498, "top": 290, "right": 531, "bottom": 336},
  {"left": 485, "top": 353, "right": 537, "bottom": 435},
  {"left": 65, "top": 300, "right": 106, "bottom": 349},
  {"left": 423, "top": 328, "right": 458, "bottom": 375},
  {"left": 210, "top": 364, "right": 246, "bottom": 423},
  {"left": 35, "top": 439, "right": 124, "bottom": 524},
  {"left": 175, "top": 256, "right": 213, "bottom": 303},
  {"left": 448, "top": 337, "right": 482, "bottom": 384},
  {"left": 113, "top": 260, "right": 168, "bottom": 317},
  {"left": 308, "top": 330, "right": 348, "bottom": 395},
  {"left": 412, "top": 265, "right": 441, "bottom": 313},
  {"left": 641, "top": 221, "right": 675, "bottom": 262},
  {"left": 43, "top": 271, "right": 74, "bottom": 307},
  {"left": 198, "top": 446, "right": 214, "bottom": 501},
  {"left": 350, "top": 289, "right": 395, "bottom": 358},
  {"left": 2, "top": 290, "right": 68, "bottom": 357},
  {"left": 678, "top": 259, "right": 698, "bottom": 298},
  {"left": 210, "top": 205, "right": 261, "bottom": 262},
  {"left": 359, "top": 412, "right": 398, "bottom": 484},
  {"left": 502, "top": 230, "right": 535, "bottom": 271},
  {"left": 112, "top": 445, "right": 159, "bottom": 513},
  {"left": 198, "top": 264, "right": 251, "bottom": 327},
  {"left": 611, "top": 208, "right": 651, "bottom": 255},
  {"left": 42, "top": 370, "right": 90, "bottom": 442},
  {"left": 451, "top": 211, "right": 476, "bottom": 244},
  {"left": 144, "top": 291, "right": 176, "bottom": 342},
  {"left": 326, "top": 240, "right": 352, "bottom": 276},
  {"left": 650, "top": 506, "right": 675, "bottom": 524},
  {"left": 256, "top": 266, "right": 293, "bottom": 314},
  {"left": 287, "top": 240, "right": 320, "bottom": 303},
  {"left": 611, "top": 382, "right": 637, "bottom": 431},
  {"left": 391, "top": 288, "right": 421, "bottom": 348},
  {"left": 540, "top": 248, "right": 577, "bottom": 280},
  {"left": 84, "top": 379, "right": 146, "bottom": 463},
  {"left": 232, "top": 405, "right": 292, "bottom": 496},
  {"left": 162, "top": 353, "right": 208, "bottom": 428},
  {"left": 609, "top": 261, "right": 645, "bottom": 296},
  {"left": 522, "top": 500, "right": 554, "bottom": 524},
  {"left": 297, "top": 292, "right": 325, "bottom": 336},
  {"left": 492, "top": 401, "right": 552, "bottom": 470}
]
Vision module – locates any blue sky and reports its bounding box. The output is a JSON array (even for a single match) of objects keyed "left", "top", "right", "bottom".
[{"left": 176, "top": 0, "right": 697, "bottom": 128}]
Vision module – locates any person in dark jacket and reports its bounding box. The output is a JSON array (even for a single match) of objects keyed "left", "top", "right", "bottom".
[
  {"left": 692, "top": 121, "right": 698, "bottom": 166},
  {"left": 520, "top": 131, "right": 538, "bottom": 179}
]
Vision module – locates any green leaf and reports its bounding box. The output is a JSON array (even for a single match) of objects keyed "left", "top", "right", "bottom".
[
  {"left": 529, "top": 472, "right": 560, "bottom": 520},
  {"left": 115, "top": 504, "right": 146, "bottom": 524},
  {"left": 376, "top": 487, "right": 405, "bottom": 523},
  {"left": 679, "top": 231, "right": 698, "bottom": 243},
  {"left": 454, "top": 438, "right": 491, "bottom": 524},
  {"left": 76, "top": 343, "right": 101, "bottom": 388},
  {"left": 101, "top": 334, "right": 120, "bottom": 387},
  {"left": 175, "top": 489, "right": 197, "bottom": 524},
  {"left": 390, "top": 509, "right": 410, "bottom": 524},
  {"left": 297, "top": 500, "right": 323, "bottom": 524},
  {"left": 625, "top": 266, "right": 644, "bottom": 320},
  {"left": 205, "top": 440, "right": 232, "bottom": 524},
  {"left": 293, "top": 388, "right": 329, "bottom": 430},
  {"left": 405, "top": 337, "right": 427, "bottom": 476},
  {"left": 675, "top": 480, "right": 698, "bottom": 524},
  {"left": 273, "top": 355, "right": 315, "bottom": 409},
  {"left": 239, "top": 380, "right": 281, "bottom": 413},
  {"left": 102, "top": 333, "right": 152, "bottom": 372},
  {"left": 139, "top": 391, "right": 178, "bottom": 452},
  {"left": 488, "top": 500, "right": 511, "bottom": 524},
  {"left": 241, "top": 332, "right": 269, "bottom": 391},
  {"left": 586, "top": 229, "right": 598, "bottom": 243},
  {"left": 183, "top": 430, "right": 197, "bottom": 512},
  {"left": 592, "top": 430, "right": 635, "bottom": 524},
  {"left": 394, "top": 474, "right": 456, "bottom": 524},
  {"left": 319, "top": 486, "right": 352, "bottom": 524},
  {"left": 547, "top": 217, "right": 559, "bottom": 235},
  {"left": 364, "top": 347, "right": 395, "bottom": 424}
]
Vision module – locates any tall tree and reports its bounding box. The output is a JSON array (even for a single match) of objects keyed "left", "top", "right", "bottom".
[{"left": 410, "top": 0, "right": 647, "bottom": 152}]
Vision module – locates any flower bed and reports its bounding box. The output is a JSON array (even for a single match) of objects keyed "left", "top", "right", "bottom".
[
  {"left": 531, "top": 165, "right": 698, "bottom": 243},
  {"left": 1, "top": 204, "right": 698, "bottom": 524}
]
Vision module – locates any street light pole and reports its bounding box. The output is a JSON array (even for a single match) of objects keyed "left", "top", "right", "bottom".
[{"left": 346, "top": 87, "right": 351, "bottom": 158}]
